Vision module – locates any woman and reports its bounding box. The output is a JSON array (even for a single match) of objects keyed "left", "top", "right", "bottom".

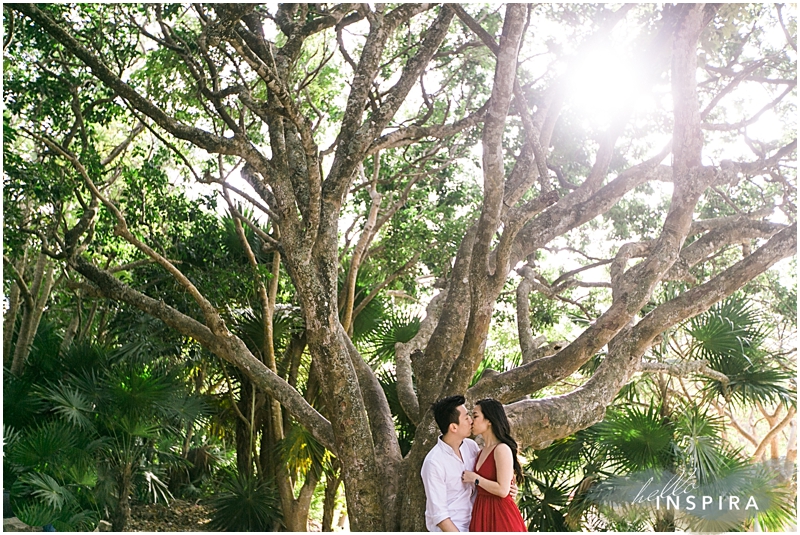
[{"left": 461, "top": 398, "right": 527, "bottom": 532}]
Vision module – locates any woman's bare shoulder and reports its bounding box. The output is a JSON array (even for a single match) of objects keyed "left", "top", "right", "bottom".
[{"left": 494, "top": 442, "right": 512, "bottom": 456}]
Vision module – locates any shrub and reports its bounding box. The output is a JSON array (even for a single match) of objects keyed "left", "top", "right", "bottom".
[{"left": 206, "top": 471, "right": 281, "bottom": 531}]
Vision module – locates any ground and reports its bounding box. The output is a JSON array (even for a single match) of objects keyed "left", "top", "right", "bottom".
[
  {"left": 127, "top": 499, "right": 327, "bottom": 531},
  {"left": 128, "top": 499, "right": 212, "bottom": 532}
]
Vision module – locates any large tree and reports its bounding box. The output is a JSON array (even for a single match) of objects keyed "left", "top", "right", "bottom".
[{"left": 4, "top": 3, "right": 796, "bottom": 530}]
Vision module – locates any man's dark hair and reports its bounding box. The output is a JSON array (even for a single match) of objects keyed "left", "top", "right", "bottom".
[{"left": 431, "top": 395, "right": 465, "bottom": 436}]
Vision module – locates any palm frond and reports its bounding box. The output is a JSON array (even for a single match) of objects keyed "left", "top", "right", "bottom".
[
  {"left": 60, "top": 341, "right": 112, "bottom": 377},
  {"left": 524, "top": 432, "right": 588, "bottom": 480},
  {"left": 231, "top": 306, "right": 302, "bottom": 358},
  {"left": 21, "top": 319, "right": 65, "bottom": 383},
  {"left": 3, "top": 373, "right": 47, "bottom": 430},
  {"left": 7, "top": 421, "right": 77, "bottom": 469},
  {"left": 673, "top": 403, "right": 726, "bottom": 484},
  {"left": 35, "top": 382, "right": 95, "bottom": 430},
  {"left": 518, "top": 475, "right": 573, "bottom": 531},
  {"left": 142, "top": 470, "right": 173, "bottom": 505},
  {"left": 206, "top": 470, "right": 282, "bottom": 531},
  {"left": 588, "top": 402, "right": 675, "bottom": 473},
  {"left": 158, "top": 393, "right": 210, "bottom": 428},
  {"left": 55, "top": 509, "right": 100, "bottom": 532},
  {"left": 277, "top": 423, "right": 328, "bottom": 480},
  {"left": 17, "top": 472, "right": 75, "bottom": 511},
  {"left": 12, "top": 499, "right": 59, "bottom": 528},
  {"left": 360, "top": 309, "right": 420, "bottom": 365},
  {"left": 3, "top": 424, "right": 22, "bottom": 452},
  {"left": 110, "top": 416, "right": 161, "bottom": 440},
  {"left": 702, "top": 351, "right": 795, "bottom": 407},
  {"left": 688, "top": 295, "right": 770, "bottom": 362},
  {"left": 350, "top": 292, "right": 389, "bottom": 343},
  {"left": 106, "top": 362, "right": 177, "bottom": 420}
]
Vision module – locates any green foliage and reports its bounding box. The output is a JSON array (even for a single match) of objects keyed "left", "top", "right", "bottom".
[
  {"left": 377, "top": 369, "right": 417, "bottom": 456},
  {"left": 673, "top": 404, "right": 727, "bottom": 485},
  {"left": 519, "top": 292, "right": 795, "bottom": 531},
  {"left": 3, "top": 312, "right": 211, "bottom": 529},
  {"left": 360, "top": 309, "right": 421, "bottom": 366},
  {"left": 589, "top": 402, "right": 676, "bottom": 473},
  {"left": 518, "top": 475, "right": 572, "bottom": 532},
  {"left": 206, "top": 471, "right": 282, "bottom": 532},
  {"left": 4, "top": 2, "right": 796, "bottom": 532},
  {"left": 689, "top": 296, "right": 795, "bottom": 407},
  {"left": 279, "top": 423, "right": 327, "bottom": 482}
]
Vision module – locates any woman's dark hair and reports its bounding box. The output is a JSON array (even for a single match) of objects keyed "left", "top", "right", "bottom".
[
  {"left": 431, "top": 395, "right": 466, "bottom": 436},
  {"left": 476, "top": 399, "right": 524, "bottom": 483}
]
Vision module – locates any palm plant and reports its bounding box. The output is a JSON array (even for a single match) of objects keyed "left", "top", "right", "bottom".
[
  {"left": 359, "top": 309, "right": 421, "bottom": 367},
  {"left": 518, "top": 293, "right": 796, "bottom": 532},
  {"left": 689, "top": 297, "right": 795, "bottom": 407},
  {"left": 4, "top": 318, "right": 208, "bottom": 531},
  {"left": 206, "top": 470, "right": 282, "bottom": 531}
]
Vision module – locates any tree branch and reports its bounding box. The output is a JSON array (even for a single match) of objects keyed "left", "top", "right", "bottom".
[
  {"left": 639, "top": 359, "right": 730, "bottom": 384},
  {"left": 13, "top": 4, "right": 241, "bottom": 156},
  {"left": 753, "top": 406, "right": 796, "bottom": 460},
  {"left": 69, "top": 256, "right": 336, "bottom": 451},
  {"left": 472, "top": 223, "right": 796, "bottom": 412},
  {"left": 3, "top": 254, "right": 34, "bottom": 310}
]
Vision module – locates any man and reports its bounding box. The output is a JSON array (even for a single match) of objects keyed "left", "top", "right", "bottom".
[{"left": 420, "top": 395, "right": 480, "bottom": 532}]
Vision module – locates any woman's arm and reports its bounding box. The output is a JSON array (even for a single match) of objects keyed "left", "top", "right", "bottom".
[{"left": 460, "top": 444, "right": 514, "bottom": 498}]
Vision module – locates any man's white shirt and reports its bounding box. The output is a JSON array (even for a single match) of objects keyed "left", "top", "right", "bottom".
[{"left": 421, "top": 436, "right": 481, "bottom": 532}]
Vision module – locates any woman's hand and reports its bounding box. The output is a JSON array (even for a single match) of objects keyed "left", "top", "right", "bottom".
[{"left": 461, "top": 470, "right": 478, "bottom": 485}]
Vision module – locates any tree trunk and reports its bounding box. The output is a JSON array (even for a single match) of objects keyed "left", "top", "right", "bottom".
[
  {"left": 283, "top": 224, "right": 388, "bottom": 531},
  {"left": 3, "top": 280, "right": 21, "bottom": 365},
  {"left": 235, "top": 379, "right": 254, "bottom": 478},
  {"left": 283, "top": 469, "right": 321, "bottom": 532},
  {"left": 321, "top": 465, "right": 341, "bottom": 532},
  {"left": 59, "top": 312, "right": 80, "bottom": 355},
  {"left": 112, "top": 466, "right": 133, "bottom": 532},
  {"left": 3, "top": 250, "right": 28, "bottom": 363},
  {"left": 11, "top": 253, "right": 54, "bottom": 376}
]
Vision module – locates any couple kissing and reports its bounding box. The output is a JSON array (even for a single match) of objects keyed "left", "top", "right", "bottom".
[{"left": 420, "top": 395, "right": 526, "bottom": 532}]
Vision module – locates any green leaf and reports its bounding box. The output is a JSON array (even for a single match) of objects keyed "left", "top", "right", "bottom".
[
  {"left": 18, "top": 472, "right": 73, "bottom": 510},
  {"left": 36, "top": 382, "right": 95, "bottom": 430}
]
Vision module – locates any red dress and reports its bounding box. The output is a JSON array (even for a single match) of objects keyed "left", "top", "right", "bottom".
[{"left": 469, "top": 446, "right": 527, "bottom": 532}]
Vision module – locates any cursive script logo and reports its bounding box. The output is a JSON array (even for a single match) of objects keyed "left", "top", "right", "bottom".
[{"left": 632, "top": 468, "right": 698, "bottom": 505}]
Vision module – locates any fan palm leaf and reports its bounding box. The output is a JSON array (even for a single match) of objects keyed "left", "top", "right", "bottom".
[
  {"left": 206, "top": 470, "right": 282, "bottom": 532},
  {"left": 3, "top": 373, "right": 47, "bottom": 431},
  {"left": 277, "top": 423, "right": 328, "bottom": 481},
  {"left": 588, "top": 402, "right": 675, "bottom": 474},
  {"left": 673, "top": 403, "right": 727, "bottom": 485},
  {"left": 518, "top": 475, "right": 573, "bottom": 531},
  {"left": 524, "top": 431, "right": 589, "bottom": 480},
  {"left": 35, "top": 382, "right": 95, "bottom": 431},
  {"left": 16, "top": 472, "right": 75, "bottom": 511},
  {"left": 7, "top": 421, "right": 77, "bottom": 470},
  {"left": 360, "top": 310, "right": 420, "bottom": 365},
  {"left": 231, "top": 306, "right": 302, "bottom": 358}
]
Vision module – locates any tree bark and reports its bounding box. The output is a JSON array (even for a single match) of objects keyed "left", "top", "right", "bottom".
[
  {"left": 112, "top": 465, "right": 133, "bottom": 532},
  {"left": 321, "top": 464, "right": 342, "bottom": 532},
  {"left": 3, "top": 278, "right": 22, "bottom": 365},
  {"left": 11, "top": 252, "right": 55, "bottom": 376}
]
